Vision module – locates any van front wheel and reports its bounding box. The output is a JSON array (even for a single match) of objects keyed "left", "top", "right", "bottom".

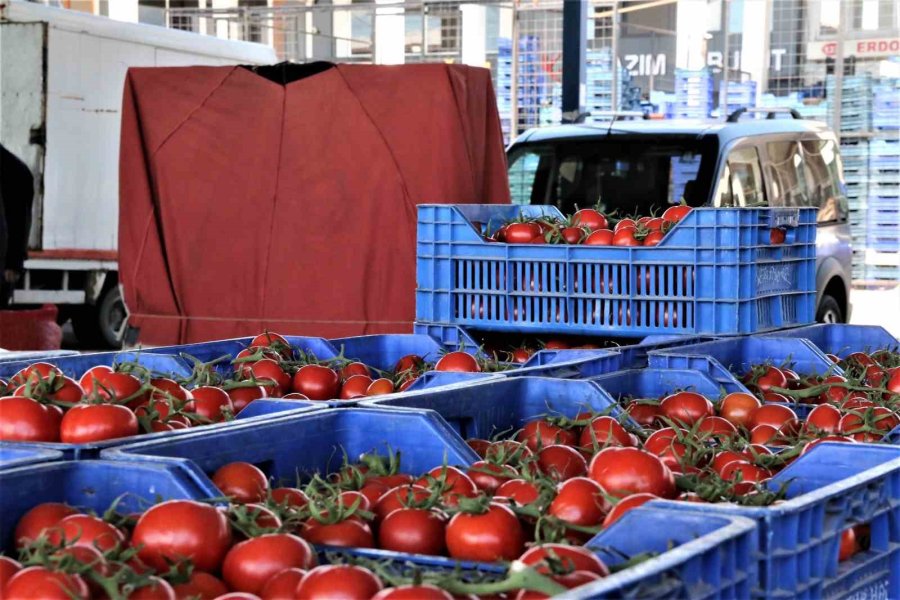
[{"left": 816, "top": 294, "right": 843, "bottom": 324}]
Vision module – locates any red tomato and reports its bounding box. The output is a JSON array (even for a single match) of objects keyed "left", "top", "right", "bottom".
[
  {"left": 302, "top": 517, "right": 374, "bottom": 548},
  {"left": 77, "top": 366, "right": 113, "bottom": 392},
  {"left": 537, "top": 445, "right": 588, "bottom": 482},
  {"left": 696, "top": 416, "right": 738, "bottom": 440},
  {"left": 446, "top": 504, "right": 524, "bottom": 561},
  {"left": 260, "top": 568, "right": 307, "bottom": 600},
  {"left": 718, "top": 392, "right": 761, "bottom": 428},
  {"left": 132, "top": 500, "right": 233, "bottom": 572},
  {"left": 373, "top": 485, "right": 432, "bottom": 522},
  {"left": 150, "top": 377, "right": 191, "bottom": 402},
  {"left": 643, "top": 428, "right": 690, "bottom": 465},
  {"left": 578, "top": 416, "right": 635, "bottom": 449},
  {"left": 662, "top": 205, "right": 691, "bottom": 223},
  {"left": 612, "top": 228, "right": 640, "bottom": 247},
  {"left": 282, "top": 392, "right": 310, "bottom": 400},
  {"left": 505, "top": 222, "right": 542, "bottom": 244},
  {"left": 295, "top": 565, "right": 383, "bottom": 600},
  {"left": 186, "top": 386, "right": 234, "bottom": 422},
  {"left": 588, "top": 447, "right": 677, "bottom": 499},
  {"left": 494, "top": 479, "right": 543, "bottom": 508},
  {"left": 291, "top": 365, "right": 340, "bottom": 400},
  {"left": 750, "top": 424, "right": 780, "bottom": 445},
  {"left": 752, "top": 366, "right": 788, "bottom": 392},
  {"left": 59, "top": 403, "right": 138, "bottom": 443},
  {"left": 721, "top": 461, "right": 772, "bottom": 493},
  {"left": 434, "top": 352, "right": 480, "bottom": 373},
  {"left": 339, "top": 375, "right": 374, "bottom": 400},
  {"left": 615, "top": 219, "right": 636, "bottom": 232},
  {"left": 130, "top": 577, "right": 176, "bottom": 600},
  {"left": 750, "top": 404, "right": 798, "bottom": 430},
  {"left": 14, "top": 502, "right": 77, "bottom": 548},
  {"left": 415, "top": 466, "right": 478, "bottom": 507},
  {"left": 0, "top": 556, "right": 22, "bottom": 591},
  {"left": 642, "top": 230, "right": 665, "bottom": 246},
  {"left": 0, "top": 396, "right": 61, "bottom": 442},
  {"left": 584, "top": 229, "right": 614, "bottom": 245},
  {"left": 11, "top": 363, "right": 64, "bottom": 387},
  {"left": 95, "top": 371, "right": 146, "bottom": 407},
  {"left": 365, "top": 378, "right": 395, "bottom": 396},
  {"left": 250, "top": 359, "right": 292, "bottom": 396},
  {"left": 711, "top": 450, "right": 754, "bottom": 476},
  {"left": 47, "top": 376, "right": 85, "bottom": 404},
  {"left": 573, "top": 209, "right": 608, "bottom": 231},
  {"left": 172, "top": 571, "right": 229, "bottom": 600},
  {"left": 3, "top": 567, "right": 89, "bottom": 600},
  {"left": 548, "top": 477, "right": 610, "bottom": 533},
  {"left": 271, "top": 487, "right": 309, "bottom": 509},
  {"left": 228, "top": 385, "right": 267, "bottom": 414},
  {"left": 802, "top": 436, "right": 855, "bottom": 454},
  {"left": 659, "top": 391, "right": 714, "bottom": 426},
  {"left": 467, "top": 438, "right": 491, "bottom": 457},
  {"left": 519, "top": 543, "right": 609, "bottom": 576},
  {"left": 518, "top": 419, "right": 577, "bottom": 452},
  {"left": 340, "top": 362, "right": 372, "bottom": 381},
  {"left": 48, "top": 514, "right": 125, "bottom": 552},
  {"left": 839, "top": 528, "right": 858, "bottom": 561},
  {"left": 222, "top": 534, "right": 316, "bottom": 594},
  {"left": 603, "top": 493, "right": 659, "bottom": 527},
  {"left": 803, "top": 404, "right": 843, "bottom": 434},
  {"left": 624, "top": 402, "right": 662, "bottom": 427},
  {"left": 250, "top": 332, "right": 292, "bottom": 357},
  {"left": 466, "top": 461, "right": 517, "bottom": 493},
  {"left": 770, "top": 228, "right": 786, "bottom": 244},
  {"left": 371, "top": 585, "right": 454, "bottom": 600},
  {"left": 394, "top": 355, "right": 426, "bottom": 375},
  {"left": 212, "top": 462, "right": 269, "bottom": 504},
  {"left": 378, "top": 507, "right": 448, "bottom": 555}
]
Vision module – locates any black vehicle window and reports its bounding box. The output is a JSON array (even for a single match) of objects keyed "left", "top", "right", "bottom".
[
  {"left": 801, "top": 139, "right": 848, "bottom": 223},
  {"left": 713, "top": 147, "right": 766, "bottom": 207},
  {"left": 765, "top": 141, "right": 811, "bottom": 208},
  {"left": 510, "top": 140, "right": 710, "bottom": 217}
]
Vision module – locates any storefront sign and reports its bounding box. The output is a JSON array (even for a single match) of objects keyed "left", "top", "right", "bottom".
[{"left": 807, "top": 38, "right": 900, "bottom": 60}]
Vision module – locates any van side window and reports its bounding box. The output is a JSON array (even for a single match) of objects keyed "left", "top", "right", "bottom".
[
  {"left": 508, "top": 149, "right": 551, "bottom": 205},
  {"left": 765, "top": 142, "right": 810, "bottom": 207},
  {"left": 714, "top": 147, "right": 766, "bottom": 207},
  {"left": 801, "top": 139, "right": 848, "bottom": 223}
]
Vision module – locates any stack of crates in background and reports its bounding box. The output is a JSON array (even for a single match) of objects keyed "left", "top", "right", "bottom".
[
  {"left": 841, "top": 138, "right": 870, "bottom": 280},
  {"left": 495, "top": 36, "right": 547, "bottom": 141},
  {"left": 670, "top": 155, "right": 702, "bottom": 204},
  {"left": 719, "top": 80, "right": 757, "bottom": 115},
  {"left": 865, "top": 135, "right": 900, "bottom": 281},
  {"left": 827, "top": 73, "right": 874, "bottom": 132},
  {"left": 673, "top": 68, "right": 713, "bottom": 119},
  {"left": 583, "top": 47, "right": 629, "bottom": 118},
  {"left": 872, "top": 78, "right": 900, "bottom": 131}
]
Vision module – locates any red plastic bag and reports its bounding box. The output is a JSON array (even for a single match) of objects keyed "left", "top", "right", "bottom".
[{"left": 0, "top": 304, "right": 63, "bottom": 351}]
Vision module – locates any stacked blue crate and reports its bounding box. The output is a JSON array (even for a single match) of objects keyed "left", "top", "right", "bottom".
[
  {"left": 841, "top": 138, "right": 870, "bottom": 280},
  {"left": 872, "top": 79, "right": 900, "bottom": 131},
  {"left": 827, "top": 74, "right": 873, "bottom": 132},
  {"left": 583, "top": 47, "right": 629, "bottom": 117},
  {"left": 673, "top": 69, "right": 713, "bottom": 119},
  {"left": 865, "top": 102, "right": 900, "bottom": 280},
  {"left": 671, "top": 155, "right": 702, "bottom": 204},
  {"left": 496, "top": 36, "right": 547, "bottom": 136},
  {"left": 719, "top": 80, "right": 757, "bottom": 115}
]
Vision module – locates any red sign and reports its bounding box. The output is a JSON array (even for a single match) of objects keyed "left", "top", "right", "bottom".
[{"left": 808, "top": 37, "right": 900, "bottom": 59}]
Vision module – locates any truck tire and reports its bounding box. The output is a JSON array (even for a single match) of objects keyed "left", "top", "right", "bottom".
[
  {"left": 815, "top": 294, "right": 844, "bottom": 324},
  {"left": 72, "top": 286, "right": 126, "bottom": 349}
]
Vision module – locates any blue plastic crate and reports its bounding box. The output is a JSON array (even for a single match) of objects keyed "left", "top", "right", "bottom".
[
  {"left": 360, "top": 376, "right": 625, "bottom": 441},
  {"left": 0, "top": 350, "right": 193, "bottom": 380},
  {"left": 647, "top": 336, "right": 838, "bottom": 394},
  {"left": 590, "top": 368, "right": 743, "bottom": 403},
  {"left": 0, "top": 460, "right": 212, "bottom": 552},
  {"left": 654, "top": 442, "right": 900, "bottom": 599},
  {"left": 766, "top": 324, "right": 899, "bottom": 357},
  {"left": 0, "top": 350, "right": 77, "bottom": 365},
  {"left": 103, "top": 408, "right": 479, "bottom": 494},
  {"left": 416, "top": 204, "right": 817, "bottom": 337},
  {"left": 0, "top": 443, "right": 62, "bottom": 469},
  {"left": 567, "top": 507, "right": 757, "bottom": 599}
]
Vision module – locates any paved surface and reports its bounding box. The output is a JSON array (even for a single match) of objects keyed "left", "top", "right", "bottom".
[{"left": 849, "top": 284, "right": 900, "bottom": 338}]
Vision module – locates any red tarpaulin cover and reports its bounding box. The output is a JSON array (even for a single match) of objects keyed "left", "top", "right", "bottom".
[{"left": 119, "top": 63, "right": 510, "bottom": 345}]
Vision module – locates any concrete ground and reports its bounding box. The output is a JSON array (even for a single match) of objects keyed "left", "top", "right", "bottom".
[{"left": 849, "top": 284, "right": 900, "bottom": 338}]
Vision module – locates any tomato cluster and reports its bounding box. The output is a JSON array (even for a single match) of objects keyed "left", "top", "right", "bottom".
[
  {"left": 0, "top": 333, "right": 500, "bottom": 446},
  {"left": 2, "top": 468, "right": 611, "bottom": 600},
  {"left": 480, "top": 206, "right": 692, "bottom": 247}
]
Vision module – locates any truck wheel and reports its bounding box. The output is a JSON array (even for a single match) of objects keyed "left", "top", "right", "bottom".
[
  {"left": 816, "top": 294, "right": 843, "bottom": 324},
  {"left": 72, "top": 286, "right": 126, "bottom": 349}
]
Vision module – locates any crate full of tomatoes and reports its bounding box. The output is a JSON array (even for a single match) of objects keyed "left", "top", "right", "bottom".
[{"left": 415, "top": 203, "right": 817, "bottom": 337}]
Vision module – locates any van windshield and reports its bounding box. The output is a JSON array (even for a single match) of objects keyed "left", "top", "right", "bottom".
[{"left": 507, "top": 137, "right": 717, "bottom": 218}]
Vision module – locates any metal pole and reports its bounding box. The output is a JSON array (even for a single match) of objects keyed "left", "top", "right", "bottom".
[
  {"left": 722, "top": 0, "right": 729, "bottom": 118},
  {"left": 760, "top": 0, "right": 771, "bottom": 95},
  {"left": 612, "top": 1, "right": 620, "bottom": 110},
  {"left": 833, "top": 0, "right": 849, "bottom": 138},
  {"left": 511, "top": 5, "right": 519, "bottom": 135},
  {"left": 561, "top": 0, "right": 586, "bottom": 120}
]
